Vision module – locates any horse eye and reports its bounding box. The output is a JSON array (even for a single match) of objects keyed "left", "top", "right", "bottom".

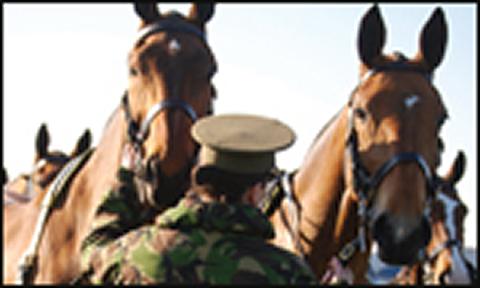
[
  {"left": 129, "top": 67, "right": 138, "bottom": 76},
  {"left": 354, "top": 108, "right": 367, "bottom": 121}
]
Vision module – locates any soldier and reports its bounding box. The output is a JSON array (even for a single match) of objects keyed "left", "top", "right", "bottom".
[{"left": 78, "top": 114, "right": 318, "bottom": 284}]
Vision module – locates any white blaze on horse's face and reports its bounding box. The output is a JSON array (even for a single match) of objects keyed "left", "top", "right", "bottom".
[
  {"left": 436, "top": 193, "right": 471, "bottom": 284},
  {"left": 404, "top": 95, "right": 420, "bottom": 110},
  {"left": 33, "top": 159, "right": 48, "bottom": 171},
  {"left": 168, "top": 38, "right": 181, "bottom": 55}
]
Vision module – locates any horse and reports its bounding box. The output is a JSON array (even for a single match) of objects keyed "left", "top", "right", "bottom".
[
  {"left": 393, "top": 151, "right": 476, "bottom": 284},
  {"left": 267, "top": 5, "right": 449, "bottom": 283},
  {"left": 2, "top": 3, "right": 217, "bottom": 284},
  {"left": 3, "top": 124, "right": 91, "bottom": 205},
  {"left": 3, "top": 124, "right": 91, "bottom": 280}
]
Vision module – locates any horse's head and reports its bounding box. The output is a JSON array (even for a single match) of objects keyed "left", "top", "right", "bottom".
[
  {"left": 123, "top": 3, "right": 217, "bottom": 204},
  {"left": 346, "top": 5, "right": 448, "bottom": 265},
  {"left": 4, "top": 124, "right": 92, "bottom": 200},
  {"left": 428, "top": 151, "right": 473, "bottom": 284}
]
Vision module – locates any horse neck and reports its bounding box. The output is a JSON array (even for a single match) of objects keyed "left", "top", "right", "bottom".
[
  {"left": 73, "top": 106, "right": 125, "bottom": 221},
  {"left": 294, "top": 105, "right": 361, "bottom": 275},
  {"left": 36, "top": 106, "right": 126, "bottom": 283}
]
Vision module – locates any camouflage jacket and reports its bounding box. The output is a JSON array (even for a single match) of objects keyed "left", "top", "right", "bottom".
[
  {"left": 81, "top": 168, "right": 161, "bottom": 252},
  {"left": 78, "top": 190, "right": 318, "bottom": 284}
]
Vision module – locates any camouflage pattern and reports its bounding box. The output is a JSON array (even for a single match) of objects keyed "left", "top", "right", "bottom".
[
  {"left": 78, "top": 190, "right": 318, "bottom": 284},
  {"left": 81, "top": 167, "right": 160, "bottom": 268}
]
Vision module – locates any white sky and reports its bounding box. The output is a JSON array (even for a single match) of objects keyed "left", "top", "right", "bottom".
[{"left": 3, "top": 3, "right": 477, "bottom": 248}]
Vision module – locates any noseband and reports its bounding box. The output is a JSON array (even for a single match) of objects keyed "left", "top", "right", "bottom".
[{"left": 122, "top": 92, "right": 198, "bottom": 148}]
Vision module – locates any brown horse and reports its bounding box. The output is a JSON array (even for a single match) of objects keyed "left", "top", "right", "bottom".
[
  {"left": 394, "top": 151, "right": 476, "bottom": 284},
  {"left": 268, "top": 5, "right": 449, "bottom": 283},
  {"left": 2, "top": 3, "right": 217, "bottom": 284},
  {"left": 3, "top": 124, "right": 91, "bottom": 281},
  {"left": 3, "top": 124, "right": 91, "bottom": 205}
]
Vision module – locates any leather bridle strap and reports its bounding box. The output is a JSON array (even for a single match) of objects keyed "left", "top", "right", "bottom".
[
  {"left": 121, "top": 92, "right": 198, "bottom": 147},
  {"left": 346, "top": 107, "right": 436, "bottom": 203},
  {"left": 426, "top": 239, "right": 461, "bottom": 262}
]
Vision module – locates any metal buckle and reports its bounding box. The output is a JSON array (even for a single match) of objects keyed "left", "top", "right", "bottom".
[{"left": 338, "top": 241, "right": 357, "bottom": 265}]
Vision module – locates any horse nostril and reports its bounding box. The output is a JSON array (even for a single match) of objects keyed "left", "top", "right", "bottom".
[
  {"left": 372, "top": 213, "right": 391, "bottom": 246},
  {"left": 372, "top": 213, "right": 432, "bottom": 265}
]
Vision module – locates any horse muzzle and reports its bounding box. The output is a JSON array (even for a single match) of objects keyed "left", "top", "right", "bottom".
[
  {"left": 372, "top": 213, "right": 431, "bottom": 265},
  {"left": 140, "top": 156, "right": 193, "bottom": 208}
]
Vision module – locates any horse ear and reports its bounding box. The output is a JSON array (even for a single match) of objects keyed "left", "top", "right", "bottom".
[
  {"left": 417, "top": 7, "right": 448, "bottom": 71},
  {"left": 357, "top": 4, "right": 386, "bottom": 68},
  {"left": 71, "top": 129, "right": 92, "bottom": 157},
  {"left": 35, "top": 123, "right": 50, "bottom": 160},
  {"left": 445, "top": 150, "right": 466, "bottom": 185},
  {"left": 188, "top": 3, "right": 215, "bottom": 28},
  {"left": 134, "top": 3, "right": 161, "bottom": 24}
]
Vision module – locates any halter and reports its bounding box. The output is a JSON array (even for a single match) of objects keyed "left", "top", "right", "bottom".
[
  {"left": 122, "top": 92, "right": 198, "bottom": 149},
  {"left": 337, "top": 54, "right": 440, "bottom": 267}
]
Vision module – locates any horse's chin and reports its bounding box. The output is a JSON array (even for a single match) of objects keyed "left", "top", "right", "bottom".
[
  {"left": 151, "top": 173, "right": 190, "bottom": 208},
  {"left": 372, "top": 214, "right": 431, "bottom": 265},
  {"left": 377, "top": 246, "right": 419, "bottom": 265},
  {"left": 147, "top": 159, "right": 192, "bottom": 209}
]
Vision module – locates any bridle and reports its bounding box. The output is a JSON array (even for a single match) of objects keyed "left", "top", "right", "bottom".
[
  {"left": 337, "top": 53, "right": 441, "bottom": 267},
  {"left": 123, "top": 16, "right": 209, "bottom": 150},
  {"left": 4, "top": 155, "right": 68, "bottom": 205},
  {"left": 422, "top": 240, "right": 477, "bottom": 285},
  {"left": 120, "top": 16, "right": 214, "bottom": 206},
  {"left": 420, "top": 189, "right": 477, "bottom": 284},
  {"left": 122, "top": 92, "right": 198, "bottom": 151}
]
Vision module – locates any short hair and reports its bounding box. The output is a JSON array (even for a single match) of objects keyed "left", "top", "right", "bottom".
[{"left": 192, "top": 165, "right": 270, "bottom": 203}]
